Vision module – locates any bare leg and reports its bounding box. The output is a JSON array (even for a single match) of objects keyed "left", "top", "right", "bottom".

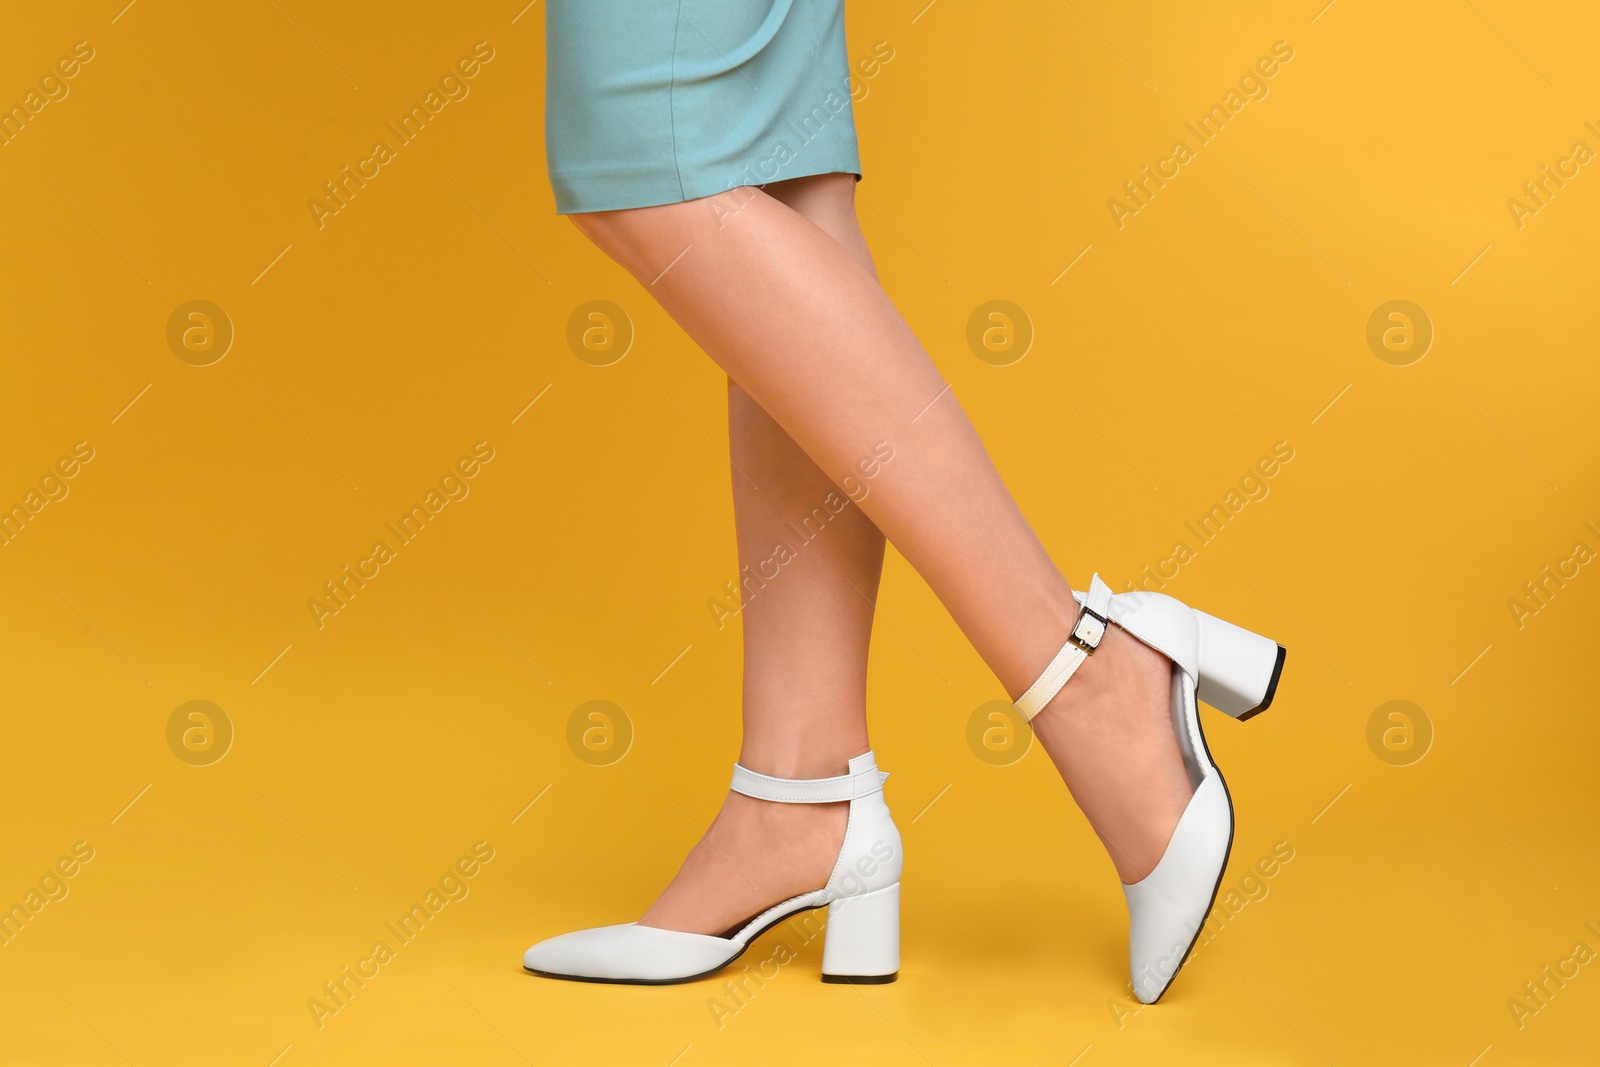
[
  {"left": 641, "top": 176, "right": 885, "bottom": 934},
  {"left": 575, "top": 179, "right": 1190, "bottom": 884}
]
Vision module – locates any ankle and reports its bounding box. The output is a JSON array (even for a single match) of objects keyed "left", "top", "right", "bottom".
[
  {"left": 1002, "top": 584, "right": 1084, "bottom": 699},
  {"left": 735, "top": 737, "right": 868, "bottom": 780}
]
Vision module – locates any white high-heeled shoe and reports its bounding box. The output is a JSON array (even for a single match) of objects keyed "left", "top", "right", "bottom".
[
  {"left": 1014, "top": 575, "right": 1286, "bottom": 1004},
  {"left": 523, "top": 750, "right": 904, "bottom": 984}
]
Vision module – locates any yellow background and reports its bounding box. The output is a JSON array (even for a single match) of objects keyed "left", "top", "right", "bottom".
[{"left": 2, "top": 1, "right": 1597, "bottom": 1064}]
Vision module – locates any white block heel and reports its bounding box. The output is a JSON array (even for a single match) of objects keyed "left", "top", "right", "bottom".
[
  {"left": 523, "top": 751, "right": 903, "bottom": 985},
  {"left": 1193, "top": 609, "right": 1286, "bottom": 721},
  {"left": 1012, "top": 575, "right": 1288, "bottom": 1004},
  {"left": 820, "top": 881, "right": 900, "bottom": 984}
]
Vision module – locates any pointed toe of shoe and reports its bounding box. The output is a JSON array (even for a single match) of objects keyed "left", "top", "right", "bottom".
[
  {"left": 522, "top": 926, "right": 616, "bottom": 976},
  {"left": 523, "top": 923, "right": 741, "bottom": 983},
  {"left": 1126, "top": 916, "right": 1185, "bottom": 1004},
  {"left": 1123, "top": 774, "right": 1234, "bottom": 1004}
]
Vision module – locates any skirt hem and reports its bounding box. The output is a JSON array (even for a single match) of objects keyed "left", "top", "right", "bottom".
[{"left": 552, "top": 161, "right": 863, "bottom": 216}]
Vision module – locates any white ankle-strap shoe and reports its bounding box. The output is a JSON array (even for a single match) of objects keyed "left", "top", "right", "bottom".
[
  {"left": 1016, "top": 575, "right": 1286, "bottom": 1004},
  {"left": 522, "top": 750, "right": 904, "bottom": 984}
]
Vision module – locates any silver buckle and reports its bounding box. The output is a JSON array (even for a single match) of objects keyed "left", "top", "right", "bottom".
[{"left": 1068, "top": 604, "right": 1108, "bottom": 654}]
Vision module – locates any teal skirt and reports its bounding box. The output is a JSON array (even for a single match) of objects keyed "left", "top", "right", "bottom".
[{"left": 545, "top": 0, "right": 863, "bottom": 214}]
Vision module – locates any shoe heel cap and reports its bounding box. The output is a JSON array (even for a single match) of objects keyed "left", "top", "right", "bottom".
[
  {"left": 1234, "top": 644, "right": 1287, "bottom": 721},
  {"left": 822, "top": 971, "right": 898, "bottom": 984}
]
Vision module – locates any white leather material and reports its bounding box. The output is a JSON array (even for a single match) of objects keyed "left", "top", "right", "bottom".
[
  {"left": 1014, "top": 642, "right": 1087, "bottom": 723},
  {"left": 821, "top": 752, "right": 903, "bottom": 901},
  {"left": 522, "top": 923, "right": 748, "bottom": 981},
  {"left": 1054, "top": 580, "right": 1275, "bottom": 1002},
  {"left": 1095, "top": 589, "right": 1236, "bottom": 1003},
  {"left": 1080, "top": 586, "right": 1202, "bottom": 685},
  {"left": 525, "top": 749, "right": 901, "bottom": 982},
  {"left": 1122, "top": 771, "right": 1232, "bottom": 1004},
  {"left": 1192, "top": 609, "right": 1281, "bottom": 717},
  {"left": 820, "top": 881, "right": 901, "bottom": 977},
  {"left": 1014, "top": 573, "right": 1115, "bottom": 722},
  {"left": 730, "top": 761, "right": 887, "bottom": 803}
]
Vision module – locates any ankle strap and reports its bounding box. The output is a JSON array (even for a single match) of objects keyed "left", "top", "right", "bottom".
[
  {"left": 729, "top": 752, "right": 888, "bottom": 803},
  {"left": 1013, "top": 574, "right": 1114, "bottom": 723}
]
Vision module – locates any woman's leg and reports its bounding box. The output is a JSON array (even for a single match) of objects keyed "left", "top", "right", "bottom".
[
  {"left": 573, "top": 178, "right": 1191, "bottom": 883},
  {"left": 640, "top": 176, "right": 886, "bottom": 935}
]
